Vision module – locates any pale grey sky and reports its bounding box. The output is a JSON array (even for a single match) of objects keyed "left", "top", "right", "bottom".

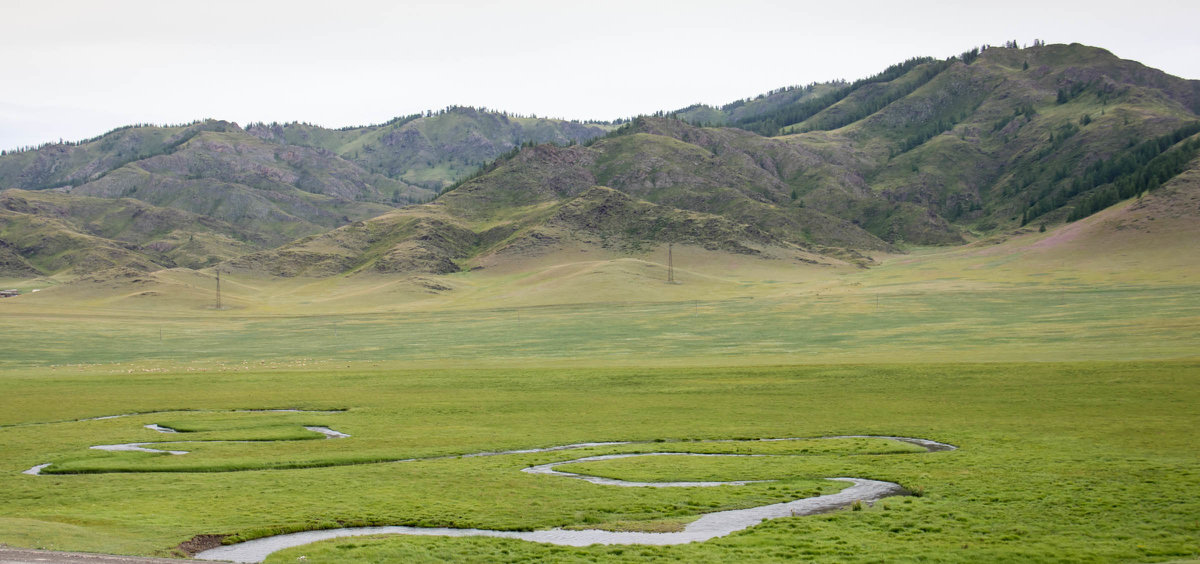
[{"left": 3, "top": 0, "right": 1198, "bottom": 150}]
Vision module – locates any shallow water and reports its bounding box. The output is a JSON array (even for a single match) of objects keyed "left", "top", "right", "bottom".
[
  {"left": 26, "top": 423, "right": 352, "bottom": 475},
  {"left": 196, "top": 477, "right": 902, "bottom": 563},
  {"left": 304, "top": 426, "right": 350, "bottom": 439},
  {"left": 21, "top": 463, "right": 50, "bottom": 476},
  {"left": 77, "top": 409, "right": 343, "bottom": 423},
  {"left": 195, "top": 436, "right": 954, "bottom": 563},
  {"left": 91, "top": 443, "right": 189, "bottom": 455},
  {"left": 523, "top": 452, "right": 772, "bottom": 487}
]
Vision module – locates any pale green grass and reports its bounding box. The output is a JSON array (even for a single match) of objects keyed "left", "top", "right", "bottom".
[
  {"left": 0, "top": 362, "right": 1197, "bottom": 562},
  {"left": 0, "top": 281, "right": 1196, "bottom": 367},
  {"left": 0, "top": 202, "right": 1197, "bottom": 561},
  {"left": 3, "top": 202, "right": 1197, "bottom": 368}
]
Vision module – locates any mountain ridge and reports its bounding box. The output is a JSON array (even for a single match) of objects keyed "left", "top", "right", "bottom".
[{"left": 2, "top": 42, "right": 1198, "bottom": 282}]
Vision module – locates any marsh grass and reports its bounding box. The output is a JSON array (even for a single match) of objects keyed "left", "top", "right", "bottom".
[{"left": 0, "top": 362, "right": 1197, "bottom": 562}]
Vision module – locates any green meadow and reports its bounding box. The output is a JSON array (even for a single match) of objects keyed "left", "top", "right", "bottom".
[
  {"left": 2, "top": 277, "right": 1197, "bottom": 368},
  {"left": 1, "top": 363, "right": 1197, "bottom": 562},
  {"left": 1, "top": 221, "right": 1199, "bottom": 562}
]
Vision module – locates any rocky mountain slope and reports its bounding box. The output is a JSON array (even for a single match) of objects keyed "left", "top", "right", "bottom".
[
  {"left": 0, "top": 189, "right": 256, "bottom": 273},
  {"left": 245, "top": 106, "right": 613, "bottom": 191},
  {"left": 0, "top": 112, "right": 610, "bottom": 276},
  {"left": 2, "top": 43, "right": 1198, "bottom": 280},
  {"left": 678, "top": 44, "right": 1200, "bottom": 236}
]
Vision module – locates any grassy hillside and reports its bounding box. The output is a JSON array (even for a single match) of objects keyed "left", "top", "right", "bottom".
[
  {"left": 0, "top": 111, "right": 611, "bottom": 278},
  {"left": 3, "top": 42, "right": 1199, "bottom": 283},
  {"left": 1, "top": 41, "right": 1199, "bottom": 564},
  {"left": 0, "top": 211, "right": 155, "bottom": 277},
  {"left": 68, "top": 130, "right": 413, "bottom": 227},
  {"left": 1, "top": 160, "right": 1195, "bottom": 364},
  {"left": 783, "top": 43, "right": 1200, "bottom": 233},
  {"left": 245, "top": 107, "right": 613, "bottom": 190},
  {"left": 0, "top": 125, "right": 436, "bottom": 277},
  {"left": 673, "top": 44, "right": 1200, "bottom": 243},
  {"left": 0, "top": 147, "right": 1196, "bottom": 562},
  {"left": 235, "top": 121, "right": 908, "bottom": 278},
  {"left": 0, "top": 123, "right": 425, "bottom": 274},
  {"left": 415, "top": 44, "right": 1200, "bottom": 270},
  {"left": 0, "top": 121, "right": 233, "bottom": 191},
  {"left": 0, "top": 189, "right": 256, "bottom": 274},
  {"left": 673, "top": 82, "right": 846, "bottom": 127}
]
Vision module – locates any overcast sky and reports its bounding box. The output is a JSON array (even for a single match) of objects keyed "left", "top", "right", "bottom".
[{"left": 3, "top": 0, "right": 1198, "bottom": 151}]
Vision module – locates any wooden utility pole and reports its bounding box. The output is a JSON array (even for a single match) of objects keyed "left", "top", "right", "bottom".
[
  {"left": 667, "top": 243, "right": 675, "bottom": 283},
  {"left": 215, "top": 269, "right": 221, "bottom": 310}
]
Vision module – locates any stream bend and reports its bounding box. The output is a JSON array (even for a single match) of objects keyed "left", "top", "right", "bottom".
[{"left": 195, "top": 436, "right": 954, "bottom": 563}]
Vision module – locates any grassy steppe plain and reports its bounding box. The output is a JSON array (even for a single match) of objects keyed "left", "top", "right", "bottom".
[
  {"left": 1, "top": 202, "right": 1199, "bottom": 562},
  {"left": 1, "top": 363, "right": 1197, "bottom": 563}
]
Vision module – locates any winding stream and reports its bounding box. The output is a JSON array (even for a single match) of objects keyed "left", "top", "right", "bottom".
[
  {"left": 20, "top": 415, "right": 351, "bottom": 476},
  {"left": 14, "top": 414, "right": 954, "bottom": 561},
  {"left": 192, "top": 436, "right": 954, "bottom": 563},
  {"left": 196, "top": 477, "right": 903, "bottom": 563},
  {"left": 523, "top": 452, "right": 773, "bottom": 487}
]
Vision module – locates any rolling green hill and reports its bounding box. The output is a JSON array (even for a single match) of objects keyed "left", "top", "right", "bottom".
[
  {"left": 0, "top": 120, "right": 232, "bottom": 191},
  {"left": 1, "top": 42, "right": 1198, "bottom": 281},
  {"left": 232, "top": 127, "right": 889, "bottom": 277},
  {"left": 258, "top": 43, "right": 1198, "bottom": 279},
  {"left": 1, "top": 42, "right": 1199, "bottom": 564},
  {"left": 245, "top": 106, "right": 614, "bottom": 191},
  {"left": 0, "top": 189, "right": 259, "bottom": 274},
  {"left": 0, "top": 112, "right": 611, "bottom": 276},
  {"left": 676, "top": 43, "right": 1200, "bottom": 237}
]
